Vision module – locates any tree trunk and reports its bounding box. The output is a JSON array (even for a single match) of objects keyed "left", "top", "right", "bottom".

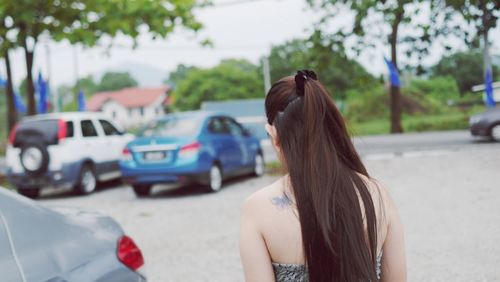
[
  {"left": 24, "top": 44, "right": 36, "bottom": 116},
  {"left": 4, "top": 49, "right": 16, "bottom": 131},
  {"left": 389, "top": 10, "right": 404, "bottom": 134}
]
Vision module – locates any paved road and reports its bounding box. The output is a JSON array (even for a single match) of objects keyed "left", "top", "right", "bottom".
[
  {"left": 34, "top": 141, "right": 500, "bottom": 282},
  {"left": 262, "top": 130, "right": 496, "bottom": 163}
]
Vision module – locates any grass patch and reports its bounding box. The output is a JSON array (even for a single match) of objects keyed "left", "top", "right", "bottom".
[{"left": 349, "top": 112, "right": 472, "bottom": 136}]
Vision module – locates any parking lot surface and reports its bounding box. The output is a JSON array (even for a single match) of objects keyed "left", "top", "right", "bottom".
[{"left": 39, "top": 143, "right": 500, "bottom": 281}]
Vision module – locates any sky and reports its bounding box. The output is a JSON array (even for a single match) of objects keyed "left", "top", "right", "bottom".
[{"left": 2, "top": 0, "right": 500, "bottom": 88}]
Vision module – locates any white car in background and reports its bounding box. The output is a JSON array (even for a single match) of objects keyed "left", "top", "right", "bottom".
[{"left": 6, "top": 112, "right": 133, "bottom": 198}]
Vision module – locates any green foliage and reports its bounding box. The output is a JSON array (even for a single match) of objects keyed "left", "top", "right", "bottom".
[
  {"left": 97, "top": 72, "right": 138, "bottom": 92},
  {"left": 345, "top": 76, "right": 464, "bottom": 124},
  {"left": 164, "top": 64, "right": 198, "bottom": 90},
  {"left": 171, "top": 59, "right": 264, "bottom": 111},
  {"left": 441, "top": 0, "right": 499, "bottom": 46},
  {"left": 306, "top": 1, "right": 438, "bottom": 69},
  {"left": 406, "top": 77, "right": 460, "bottom": 103},
  {"left": 266, "top": 37, "right": 376, "bottom": 99},
  {"left": 432, "top": 50, "right": 499, "bottom": 94},
  {"left": 344, "top": 86, "right": 389, "bottom": 123},
  {"left": 77, "top": 75, "right": 99, "bottom": 96},
  {"left": 349, "top": 113, "right": 471, "bottom": 136}
]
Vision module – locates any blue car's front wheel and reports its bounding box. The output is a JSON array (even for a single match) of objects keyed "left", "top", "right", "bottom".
[{"left": 206, "top": 164, "right": 223, "bottom": 193}]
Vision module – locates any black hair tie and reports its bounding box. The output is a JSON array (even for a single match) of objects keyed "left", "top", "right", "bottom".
[{"left": 294, "top": 69, "right": 318, "bottom": 96}]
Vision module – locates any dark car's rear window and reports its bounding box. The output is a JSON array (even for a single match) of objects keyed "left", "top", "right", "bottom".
[
  {"left": 13, "top": 119, "right": 72, "bottom": 146},
  {"left": 140, "top": 117, "right": 200, "bottom": 137}
]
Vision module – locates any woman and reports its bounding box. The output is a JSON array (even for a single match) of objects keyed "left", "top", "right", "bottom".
[{"left": 240, "top": 70, "right": 406, "bottom": 282}]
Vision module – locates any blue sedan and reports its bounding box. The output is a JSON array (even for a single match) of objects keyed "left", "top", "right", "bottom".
[{"left": 120, "top": 111, "right": 265, "bottom": 196}]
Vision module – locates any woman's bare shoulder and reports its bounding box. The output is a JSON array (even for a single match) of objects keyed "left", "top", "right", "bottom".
[
  {"left": 240, "top": 176, "right": 287, "bottom": 225},
  {"left": 242, "top": 176, "right": 285, "bottom": 210}
]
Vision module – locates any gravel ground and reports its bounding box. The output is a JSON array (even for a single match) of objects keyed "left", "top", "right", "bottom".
[{"left": 39, "top": 145, "right": 500, "bottom": 282}]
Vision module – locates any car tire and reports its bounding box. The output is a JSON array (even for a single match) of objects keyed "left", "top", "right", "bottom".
[
  {"left": 252, "top": 153, "right": 265, "bottom": 177},
  {"left": 133, "top": 185, "right": 152, "bottom": 197},
  {"left": 206, "top": 164, "right": 223, "bottom": 193},
  {"left": 19, "top": 142, "right": 50, "bottom": 175},
  {"left": 490, "top": 123, "right": 500, "bottom": 142},
  {"left": 17, "top": 188, "right": 40, "bottom": 199},
  {"left": 75, "top": 164, "right": 97, "bottom": 195}
]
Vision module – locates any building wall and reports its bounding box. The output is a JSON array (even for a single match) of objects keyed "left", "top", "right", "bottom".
[
  {"left": 101, "top": 100, "right": 129, "bottom": 127},
  {"left": 100, "top": 94, "right": 166, "bottom": 129}
]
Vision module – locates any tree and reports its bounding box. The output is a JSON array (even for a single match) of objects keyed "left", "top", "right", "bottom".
[
  {"left": 3, "top": 0, "right": 87, "bottom": 115},
  {"left": 97, "top": 72, "right": 138, "bottom": 92},
  {"left": 0, "top": 3, "right": 18, "bottom": 131},
  {"left": 306, "top": 0, "right": 442, "bottom": 133},
  {"left": 77, "top": 75, "right": 98, "bottom": 96},
  {"left": 432, "top": 50, "right": 499, "bottom": 94},
  {"left": 3, "top": 0, "right": 206, "bottom": 115},
  {"left": 266, "top": 36, "right": 376, "bottom": 100},
  {"left": 439, "top": 1, "right": 499, "bottom": 102},
  {"left": 171, "top": 59, "right": 264, "bottom": 110},
  {"left": 164, "top": 64, "right": 198, "bottom": 90}
]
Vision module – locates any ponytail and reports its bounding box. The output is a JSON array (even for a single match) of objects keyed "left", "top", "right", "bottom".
[{"left": 265, "top": 71, "right": 378, "bottom": 281}]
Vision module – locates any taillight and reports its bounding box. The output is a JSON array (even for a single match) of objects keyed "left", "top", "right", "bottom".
[
  {"left": 8, "top": 124, "right": 18, "bottom": 145},
  {"left": 179, "top": 142, "right": 201, "bottom": 158},
  {"left": 122, "top": 147, "right": 132, "bottom": 161},
  {"left": 117, "top": 235, "right": 144, "bottom": 271},
  {"left": 57, "top": 119, "right": 67, "bottom": 141}
]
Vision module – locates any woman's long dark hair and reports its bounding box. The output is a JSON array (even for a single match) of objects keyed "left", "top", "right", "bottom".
[{"left": 265, "top": 71, "right": 378, "bottom": 282}]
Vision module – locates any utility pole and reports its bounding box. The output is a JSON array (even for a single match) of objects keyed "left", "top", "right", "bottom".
[{"left": 262, "top": 56, "right": 271, "bottom": 94}]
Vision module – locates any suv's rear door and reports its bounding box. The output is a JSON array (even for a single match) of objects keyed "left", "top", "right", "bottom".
[
  {"left": 97, "top": 119, "right": 125, "bottom": 180},
  {"left": 79, "top": 119, "right": 107, "bottom": 178}
]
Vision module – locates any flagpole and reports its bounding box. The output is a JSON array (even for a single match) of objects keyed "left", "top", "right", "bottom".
[
  {"left": 73, "top": 45, "right": 80, "bottom": 106},
  {"left": 45, "top": 40, "right": 56, "bottom": 112}
]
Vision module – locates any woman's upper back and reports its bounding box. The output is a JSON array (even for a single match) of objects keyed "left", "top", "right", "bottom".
[
  {"left": 240, "top": 174, "right": 406, "bottom": 282},
  {"left": 246, "top": 175, "right": 389, "bottom": 265}
]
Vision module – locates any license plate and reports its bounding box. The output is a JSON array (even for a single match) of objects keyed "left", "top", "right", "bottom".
[{"left": 143, "top": 151, "right": 167, "bottom": 161}]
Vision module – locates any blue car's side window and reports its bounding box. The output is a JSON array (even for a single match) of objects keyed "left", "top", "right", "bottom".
[
  {"left": 208, "top": 118, "right": 229, "bottom": 135},
  {"left": 223, "top": 118, "right": 244, "bottom": 137}
]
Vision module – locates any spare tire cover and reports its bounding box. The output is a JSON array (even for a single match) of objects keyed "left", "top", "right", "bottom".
[{"left": 19, "top": 142, "right": 50, "bottom": 175}]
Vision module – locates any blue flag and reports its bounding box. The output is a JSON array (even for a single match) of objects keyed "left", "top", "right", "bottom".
[
  {"left": 77, "top": 90, "right": 86, "bottom": 112},
  {"left": 384, "top": 57, "right": 401, "bottom": 87},
  {"left": 0, "top": 77, "right": 6, "bottom": 87},
  {"left": 14, "top": 91, "right": 27, "bottom": 113},
  {"left": 37, "top": 72, "right": 48, "bottom": 113},
  {"left": 485, "top": 69, "right": 496, "bottom": 107}
]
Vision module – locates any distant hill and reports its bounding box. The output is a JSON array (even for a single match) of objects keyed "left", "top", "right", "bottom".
[{"left": 96, "top": 62, "right": 167, "bottom": 87}]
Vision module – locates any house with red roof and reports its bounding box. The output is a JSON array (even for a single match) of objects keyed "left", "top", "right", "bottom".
[{"left": 87, "top": 86, "right": 171, "bottom": 128}]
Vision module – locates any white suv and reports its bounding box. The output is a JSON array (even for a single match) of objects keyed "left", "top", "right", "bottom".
[{"left": 6, "top": 112, "right": 133, "bottom": 198}]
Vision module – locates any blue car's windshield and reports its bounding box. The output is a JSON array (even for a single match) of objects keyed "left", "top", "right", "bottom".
[{"left": 140, "top": 117, "right": 200, "bottom": 137}]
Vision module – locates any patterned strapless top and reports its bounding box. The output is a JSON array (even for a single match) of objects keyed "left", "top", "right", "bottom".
[{"left": 272, "top": 253, "right": 383, "bottom": 282}]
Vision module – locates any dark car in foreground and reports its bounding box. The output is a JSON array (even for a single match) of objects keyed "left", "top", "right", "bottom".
[
  {"left": 0, "top": 188, "right": 146, "bottom": 281},
  {"left": 120, "top": 111, "right": 264, "bottom": 197},
  {"left": 469, "top": 108, "right": 500, "bottom": 141}
]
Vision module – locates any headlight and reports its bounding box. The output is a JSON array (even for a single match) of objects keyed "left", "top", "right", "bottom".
[{"left": 469, "top": 116, "right": 482, "bottom": 125}]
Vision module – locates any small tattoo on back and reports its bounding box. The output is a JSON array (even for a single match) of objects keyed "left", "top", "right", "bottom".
[{"left": 271, "top": 193, "right": 293, "bottom": 209}]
